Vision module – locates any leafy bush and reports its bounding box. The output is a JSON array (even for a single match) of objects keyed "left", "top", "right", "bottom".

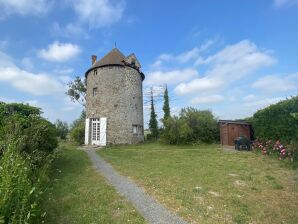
[
  {"left": 252, "top": 139, "right": 298, "bottom": 168},
  {"left": 70, "top": 122, "right": 85, "bottom": 145},
  {"left": 252, "top": 96, "right": 298, "bottom": 142},
  {"left": 161, "top": 107, "right": 219, "bottom": 144},
  {"left": 0, "top": 103, "right": 58, "bottom": 156},
  {"left": 55, "top": 119, "right": 69, "bottom": 140},
  {"left": 0, "top": 102, "right": 57, "bottom": 223},
  {"left": 70, "top": 110, "right": 85, "bottom": 144}
]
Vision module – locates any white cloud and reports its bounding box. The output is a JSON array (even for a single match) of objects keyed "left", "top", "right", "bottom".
[
  {"left": 0, "top": 51, "right": 14, "bottom": 67},
  {"left": 195, "top": 40, "right": 275, "bottom": 67},
  {"left": 243, "top": 94, "right": 257, "bottom": 102},
  {"left": 0, "top": 67, "right": 64, "bottom": 95},
  {"left": 73, "top": 0, "right": 125, "bottom": 28},
  {"left": 191, "top": 94, "right": 224, "bottom": 104},
  {"left": 175, "top": 40, "right": 275, "bottom": 95},
  {"left": 252, "top": 73, "right": 298, "bottom": 92},
  {"left": 274, "top": 0, "right": 298, "bottom": 7},
  {"left": 51, "top": 22, "right": 89, "bottom": 39},
  {"left": 63, "top": 96, "right": 82, "bottom": 111},
  {"left": 243, "top": 97, "right": 285, "bottom": 108},
  {"left": 175, "top": 77, "right": 223, "bottom": 95},
  {"left": 0, "top": 50, "right": 64, "bottom": 95},
  {"left": 143, "top": 85, "right": 165, "bottom": 98},
  {"left": 145, "top": 68, "right": 198, "bottom": 85},
  {"left": 54, "top": 67, "right": 74, "bottom": 75},
  {"left": 38, "top": 41, "right": 81, "bottom": 62},
  {"left": 151, "top": 39, "right": 216, "bottom": 68},
  {"left": 0, "top": 0, "right": 49, "bottom": 18},
  {"left": 176, "top": 47, "right": 200, "bottom": 63}
]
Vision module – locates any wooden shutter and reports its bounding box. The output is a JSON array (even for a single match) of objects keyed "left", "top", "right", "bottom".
[
  {"left": 99, "top": 117, "right": 107, "bottom": 146},
  {"left": 84, "top": 118, "right": 90, "bottom": 145}
]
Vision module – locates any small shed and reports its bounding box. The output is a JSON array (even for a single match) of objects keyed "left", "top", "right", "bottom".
[{"left": 219, "top": 120, "right": 253, "bottom": 146}]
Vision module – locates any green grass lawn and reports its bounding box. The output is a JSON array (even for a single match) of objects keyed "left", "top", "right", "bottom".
[
  {"left": 41, "top": 143, "right": 145, "bottom": 224},
  {"left": 98, "top": 143, "right": 298, "bottom": 224}
]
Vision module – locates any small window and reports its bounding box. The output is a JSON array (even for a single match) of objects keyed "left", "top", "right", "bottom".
[
  {"left": 133, "top": 125, "right": 138, "bottom": 134},
  {"left": 93, "top": 87, "right": 97, "bottom": 97},
  {"left": 133, "top": 125, "right": 143, "bottom": 134},
  {"left": 94, "top": 70, "right": 98, "bottom": 76}
]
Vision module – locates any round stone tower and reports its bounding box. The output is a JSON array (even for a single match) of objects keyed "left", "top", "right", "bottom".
[{"left": 84, "top": 48, "right": 145, "bottom": 146}]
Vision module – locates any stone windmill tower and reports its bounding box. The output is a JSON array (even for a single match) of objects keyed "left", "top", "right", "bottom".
[{"left": 84, "top": 48, "right": 145, "bottom": 146}]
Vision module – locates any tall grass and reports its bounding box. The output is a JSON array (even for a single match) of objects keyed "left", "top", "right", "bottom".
[{"left": 0, "top": 144, "right": 54, "bottom": 223}]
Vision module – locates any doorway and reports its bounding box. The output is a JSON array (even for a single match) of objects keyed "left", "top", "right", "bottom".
[{"left": 91, "top": 118, "right": 100, "bottom": 145}]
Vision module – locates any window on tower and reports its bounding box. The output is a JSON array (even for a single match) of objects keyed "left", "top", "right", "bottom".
[{"left": 93, "top": 87, "right": 97, "bottom": 97}]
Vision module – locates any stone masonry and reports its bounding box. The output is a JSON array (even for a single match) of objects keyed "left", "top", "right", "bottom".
[{"left": 85, "top": 48, "right": 144, "bottom": 145}]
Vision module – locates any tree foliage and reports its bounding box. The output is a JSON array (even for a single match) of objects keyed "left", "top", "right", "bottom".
[
  {"left": 148, "top": 95, "right": 159, "bottom": 140},
  {"left": 66, "top": 76, "right": 87, "bottom": 107},
  {"left": 70, "top": 110, "right": 86, "bottom": 144},
  {"left": 0, "top": 102, "right": 57, "bottom": 223},
  {"left": 252, "top": 96, "right": 298, "bottom": 142},
  {"left": 55, "top": 119, "right": 69, "bottom": 140},
  {"left": 0, "top": 102, "right": 57, "bottom": 155},
  {"left": 161, "top": 107, "right": 219, "bottom": 144},
  {"left": 162, "top": 86, "right": 170, "bottom": 123}
]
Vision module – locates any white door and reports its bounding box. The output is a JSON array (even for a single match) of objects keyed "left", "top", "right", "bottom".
[
  {"left": 91, "top": 118, "right": 100, "bottom": 145},
  {"left": 99, "top": 117, "right": 107, "bottom": 146}
]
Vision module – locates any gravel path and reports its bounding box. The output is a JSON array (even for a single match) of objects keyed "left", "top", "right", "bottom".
[{"left": 85, "top": 149, "right": 187, "bottom": 224}]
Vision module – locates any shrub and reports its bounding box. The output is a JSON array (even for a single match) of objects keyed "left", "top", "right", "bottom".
[
  {"left": 0, "top": 102, "right": 57, "bottom": 223},
  {"left": 252, "top": 96, "right": 298, "bottom": 142},
  {"left": 55, "top": 119, "right": 69, "bottom": 140},
  {"left": 69, "top": 110, "right": 85, "bottom": 145},
  {"left": 70, "top": 122, "right": 85, "bottom": 145},
  {"left": 161, "top": 107, "right": 219, "bottom": 145},
  {"left": 0, "top": 103, "right": 58, "bottom": 156}
]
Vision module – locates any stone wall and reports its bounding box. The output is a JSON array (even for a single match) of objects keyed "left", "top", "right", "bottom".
[{"left": 86, "top": 65, "right": 144, "bottom": 145}]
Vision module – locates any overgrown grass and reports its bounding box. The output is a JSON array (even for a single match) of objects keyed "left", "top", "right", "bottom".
[
  {"left": 98, "top": 143, "right": 298, "bottom": 224},
  {"left": 41, "top": 143, "right": 145, "bottom": 224}
]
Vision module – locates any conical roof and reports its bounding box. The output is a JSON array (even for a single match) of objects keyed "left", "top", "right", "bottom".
[
  {"left": 92, "top": 48, "right": 126, "bottom": 67},
  {"left": 86, "top": 48, "right": 145, "bottom": 80}
]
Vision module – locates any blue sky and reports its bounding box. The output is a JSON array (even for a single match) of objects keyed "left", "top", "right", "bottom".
[{"left": 0, "top": 0, "right": 297, "bottom": 125}]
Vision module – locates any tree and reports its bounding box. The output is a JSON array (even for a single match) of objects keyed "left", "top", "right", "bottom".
[
  {"left": 149, "top": 94, "right": 159, "bottom": 139},
  {"left": 0, "top": 102, "right": 58, "bottom": 155},
  {"left": 70, "top": 110, "right": 86, "bottom": 144},
  {"left": 66, "top": 76, "right": 87, "bottom": 107},
  {"left": 162, "top": 86, "right": 170, "bottom": 123},
  {"left": 55, "top": 119, "right": 69, "bottom": 140},
  {"left": 161, "top": 107, "right": 219, "bottom": 144}
]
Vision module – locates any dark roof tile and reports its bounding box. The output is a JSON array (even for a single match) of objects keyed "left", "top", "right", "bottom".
[{"left": 92, "top": 48, "right": 126, "bottom": 67}]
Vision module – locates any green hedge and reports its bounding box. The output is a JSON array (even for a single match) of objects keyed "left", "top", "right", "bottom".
[
  {"left": 69, "top": 110, "right": 85, "bottom": 145},
  {"left": 0, "top": 102, "right": 57, "bottom": 223},
  {"left": 252, "top": 96, "right": 298, "bottom": 142}
]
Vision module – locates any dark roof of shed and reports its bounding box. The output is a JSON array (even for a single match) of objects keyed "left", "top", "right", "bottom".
[
  {"left": 92, "top": 48, "right": 126, "bottom": 67},
  {"left": 218, "top": 120, "right": 251, "bottom": 125}
]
